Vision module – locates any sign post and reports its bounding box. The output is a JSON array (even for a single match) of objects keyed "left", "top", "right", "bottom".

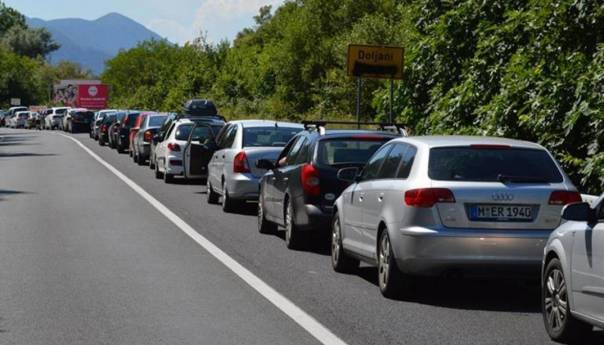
[{"left": 347, "top": 44, "right": 404, "bottom": 126}]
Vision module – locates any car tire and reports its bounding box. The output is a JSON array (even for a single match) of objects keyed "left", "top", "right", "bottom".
[
  {"left": 221, "top": 184, "right": 237, "bottom": 213},
  {"left": 331, "top": 213, "right": 359, "bottom": 273},
  {"left": 258, "top": 196, "right": 277, "bottom": 234},
  {"left": 542, "top": 258, "right": 592, "bottom": 341},
  {"left": 133, "top": 151, "right": 138, "bottom": 163},
  {"left": 154, "top": 162, "right": 163, "bottom": 179},
  {"left": 284, "top": 200, "right": 305, "bottom": 250},
  {"left": 164, "top": 171, "right": 174, "bottom": 184},
  {"left": 99, "top": 139, "right": 105, "bottom": 146},
  {"left": 207, "top": 181, "right": 219, "bottom": 204},
  {"left": 378, "top": 229, "right": 412, "bottom": 299},
  {"left": 137, "top": 153, "right": 145, "bottom": 166},
  {"left": 129, "top": 148, "right": 133, "bottom": 157}
]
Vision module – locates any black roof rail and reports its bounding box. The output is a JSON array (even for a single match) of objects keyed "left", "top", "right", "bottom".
[{"left": 301, "top": 120, "right": 409, "bottom": 136}]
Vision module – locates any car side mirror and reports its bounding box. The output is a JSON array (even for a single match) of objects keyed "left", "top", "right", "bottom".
[
  {"left": 337, "top": 167, "right": 360, "bottom": 183},
  {"left": 256, "top": 159, "right": 275, "bottom": 170},
  {"left": 561, "top": 202, "right": 594, "bottom": 222}
]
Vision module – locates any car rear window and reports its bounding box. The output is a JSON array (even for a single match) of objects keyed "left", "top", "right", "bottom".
[
  {"left": 149, "top": 116, "right": 167, "bottom": 127},
  {"left": 56, "top": 109, "right": 68, "bottom": 114},
  {"left": 428, "top": 147, "right": 563, "bottom": 182},
  {"left": 74, "top": 111, "right": 94, "bottom": 120},
  {"left": 318, "top": 137, "right": 391, "bottom": 166},
  {"left": 243, "top": 127, "right": 301, "bottom": 147},
  {"left": 175, "top": 124, "right": 193, "bottom": 140}
]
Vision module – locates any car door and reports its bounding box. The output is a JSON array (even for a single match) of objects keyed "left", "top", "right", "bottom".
[
  {"left": 571, "top": 196, "right": 604, "bottom": 320},
  {"left": 591, "top": 197, "right": 604, "bottom": 319},
  {"left": 158, "top": 123, "right": 175, "bottom": 171},
  {"left": 361, "top": 144, "right": 408, "bottom": 247},
  {"left": 209, "top": 124, "right": 237, "bottom": 190},
  {"left": 263, "top": 137, "right": 298, "bottom": 220},
  {"left": 184, "top": 124, "right": 218, "bottom": 178},
  {"left": 272, "top": 136, "right": 307, "bottom": 222},
  {"left": 342, "top": 144, "right": 392, "bottom": 258}
]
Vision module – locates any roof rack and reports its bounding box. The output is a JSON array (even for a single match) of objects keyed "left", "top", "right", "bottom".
[{"left": 301, "top": 120, "right": 409, "bottom": 136}]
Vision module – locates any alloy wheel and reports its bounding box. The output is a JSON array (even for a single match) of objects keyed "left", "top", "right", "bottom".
[
  {"left": 544, "top": 268, "right": 568, "bottom": 332},
  {"left": 378, "top": 233, "right": 390, "bottom": 289}
]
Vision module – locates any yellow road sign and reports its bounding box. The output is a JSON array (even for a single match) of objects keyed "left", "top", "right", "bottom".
[{"left": 347, "top": 44, "right": 404, "bottom": 80}]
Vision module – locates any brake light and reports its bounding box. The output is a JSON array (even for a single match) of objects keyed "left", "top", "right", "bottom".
[
  {"left": 548, "top": 191, "right": 581, "bottom": 205},
  {"left": 167, "top": 143, "right": 181, "bottom": 152},
  {"left": 101, "top": 124, "right": 107, "bottom": 133},
  {"left": 143, "top": 130, "right": 153, "bottom": 142},
  {"left": 301, "top": 164, "right": 320, "bottom": 197},
  {"left": 405, "top": 188, "right": 455, "bottom": 207},
  {"left": 233, "top": 151, "right": 251, "bottom": 173}
]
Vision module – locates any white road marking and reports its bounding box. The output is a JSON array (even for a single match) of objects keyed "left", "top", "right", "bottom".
[{"left": 59, "top": 133, "right": 347, "bottom": 345}]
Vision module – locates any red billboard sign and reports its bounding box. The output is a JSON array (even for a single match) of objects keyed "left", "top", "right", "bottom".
[{"left": 77, "top": 84, "right": 108, "bottom": 109}]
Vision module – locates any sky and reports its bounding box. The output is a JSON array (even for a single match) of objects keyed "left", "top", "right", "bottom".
[{"left": 4, "top": 0, "right": 284, "bottom": 44}]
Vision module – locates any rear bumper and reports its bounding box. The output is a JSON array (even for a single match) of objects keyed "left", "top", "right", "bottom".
[
  {"left": 225, "top": 173, "right": 261, "bottom": 201},
  {"left": 293, "top": 201, "right": 332, "bottom": 232},
  {"left": 390, "top": 226, "right": 551, "bottom": 276}
]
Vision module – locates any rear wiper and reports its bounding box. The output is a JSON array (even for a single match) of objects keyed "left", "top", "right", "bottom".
[{"left": 497, "top": 174, "right": 549, "bottom": 183}]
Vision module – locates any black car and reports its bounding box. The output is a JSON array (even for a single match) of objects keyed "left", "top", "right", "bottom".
[
  {"left": 98, "top": 114, "right": 117, "bottom": 146},
  {"left": 68, "top": 109, "right": 95, "bottom": 133},
  {"left": 113, "top": 111, "right": 140, "bottom": 153},
  {"left": 257, "top": 122, "right": 403, "bottom": 249},
  {"left": 182, "top": 99, "right": 219, "bottom": 117}
]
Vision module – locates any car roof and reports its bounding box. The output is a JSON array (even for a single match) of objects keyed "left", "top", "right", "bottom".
[
  {"left": 391, "top": 135, "right": 545, "bottom": 149},
  {"left": 228, "top": 120, "right": 304, "bottom": 128},
  {"left": 70, "top": 108, "right": 89, "bottom": 112}
]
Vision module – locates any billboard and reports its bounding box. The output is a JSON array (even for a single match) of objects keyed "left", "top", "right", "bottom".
[
  {"left": 53, "top": 80, "right": 108, "bottom": 109},
  {"left": 77, "top": 84, "right": 108, "bottom": 109}
]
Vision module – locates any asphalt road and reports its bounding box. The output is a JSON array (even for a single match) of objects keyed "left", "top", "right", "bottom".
[{"left": 1, "top": 128, "right": 602, "bottom": 345}]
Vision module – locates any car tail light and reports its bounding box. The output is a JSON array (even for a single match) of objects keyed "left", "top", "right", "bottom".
[
  {"left": 301, "top": 164, "right": 320, "bottom": 197},
  {"left": 405, "top": 188, "right": 455, "bottom": 208},
  {"left": 233, "top": 151, "right": 251, "bottom": 173},
  {"left": 167, "top": 143, "right": 181, "bottom": 152},
  {"left": 143, "top": 130, "right": 153, "bottom": 142},
  {"left": 101, "top": 124, "right": 107, "bottom": 133},
  {"left": 548, "top": 190, "right": 582, "bottom": 205}
]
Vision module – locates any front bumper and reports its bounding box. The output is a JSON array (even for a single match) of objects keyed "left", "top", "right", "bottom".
[{"left": 390, "top": 226, "right": 551, "bottom": 277}]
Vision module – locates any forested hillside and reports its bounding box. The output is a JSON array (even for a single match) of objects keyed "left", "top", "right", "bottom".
[
  {"left": 0, "top": 2, "right": 94, "bottom": 106},
  {"left": 105, "top": 1, "right": 604, "bottom": 193}
]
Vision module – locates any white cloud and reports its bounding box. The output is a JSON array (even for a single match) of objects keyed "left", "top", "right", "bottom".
[
  {"left": 148, "top": 18, "right": 193, "bottom": 44},
  {"left": 194, "top": 0, "right": 283, "bottom": 43}
]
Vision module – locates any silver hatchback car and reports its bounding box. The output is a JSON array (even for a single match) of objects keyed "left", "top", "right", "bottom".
[
  {"left": 206, "top": 120, "right": 303, "bottom": 212},
  {"left": 332, "top": 136, "right": 581, "bottom": 298},
  {"left": 541, "top": 194, "right": 604, "bottom": 342}
]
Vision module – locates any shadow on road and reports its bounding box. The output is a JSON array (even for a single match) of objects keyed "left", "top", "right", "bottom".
[
  {"left": 0, "top": 152, "right": 56, "bottom": 158},
  {"left": 0, "top": 189, "right": 30, "bottom": 202}
]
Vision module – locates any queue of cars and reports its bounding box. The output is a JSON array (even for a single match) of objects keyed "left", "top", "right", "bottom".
[{"left": 3, "top": 98, "right": 601, "bottom": 341}]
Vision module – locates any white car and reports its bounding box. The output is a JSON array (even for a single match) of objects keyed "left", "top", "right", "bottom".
[
  {"left": 44, "top": 107, "right": 70, "bottom": 130},
  {"left": 13, "top": 111, "right": 29, "bottom": 128},
  {"left": 541, "top": 194, "right": 604, "bottom": 342},
  {"left": 153, "top": 118, "right": 196, "bottom": 183}
]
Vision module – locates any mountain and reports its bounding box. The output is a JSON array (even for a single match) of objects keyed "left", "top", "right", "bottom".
[{"left": 27, "top": 13, "right": 164, "bottom": 75}]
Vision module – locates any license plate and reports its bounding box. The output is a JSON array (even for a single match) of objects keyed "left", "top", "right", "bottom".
[{"left": 469, "top": 205, "right": 534, "bottom": 222}]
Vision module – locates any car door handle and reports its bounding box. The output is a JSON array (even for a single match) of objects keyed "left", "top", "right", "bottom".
[
  {"left": 359, "top": 192, "right": 365, "bottom": 202},
  {"left": 222, "top": 155, "right": 225, "bottom": 159}
]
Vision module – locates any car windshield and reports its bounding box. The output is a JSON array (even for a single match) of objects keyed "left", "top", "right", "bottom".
[
  {"left": 56, "top": 108, "right": 68, "bottom": 114},
  {"left": 243, "top": 126, "right": 301, "bottom": 147},
  {"left": 148, "top": 116, "right": 167, "bottom": 127},
  {"left": 317, "top": 137, "right": 391, "bottom": 166},
  {"left": 429, "top": 147, "right": 563, "bottom": 182},
  {"left": 175, "top": 124, "right": 193, "bottom": 140}
]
